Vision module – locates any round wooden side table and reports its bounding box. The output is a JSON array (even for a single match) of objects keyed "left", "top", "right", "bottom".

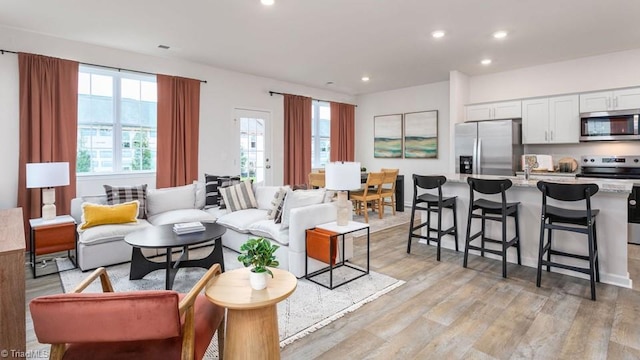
[{"left": 205, "top": 267, "right": 297, "bottom": 360}]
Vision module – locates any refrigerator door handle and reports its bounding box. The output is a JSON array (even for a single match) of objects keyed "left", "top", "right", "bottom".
[
  {"left": 477, "top": 138, "right": 482, "bottom": 174},
  {"left": 472, "top": 138, "right": 478, "bottom": 175}
]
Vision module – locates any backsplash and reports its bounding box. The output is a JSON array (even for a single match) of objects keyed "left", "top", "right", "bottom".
[{"left": 525, "top": 142, "right": 640, "bottom": 167}]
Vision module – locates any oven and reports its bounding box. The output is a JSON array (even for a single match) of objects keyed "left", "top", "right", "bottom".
[{"left": 577, "top": 155, "right": 640, "bottom": 244}]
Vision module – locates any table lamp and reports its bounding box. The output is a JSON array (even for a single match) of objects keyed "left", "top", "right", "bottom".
[
  {"left": 26, "top": 162, "right": 70, "bottom": 220},
  {"left": 325, "top": 161, "right": 361, "bottom": 226}
]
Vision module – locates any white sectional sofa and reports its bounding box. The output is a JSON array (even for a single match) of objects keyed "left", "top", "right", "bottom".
[{"left": 71, "top": 183, "right": 353, "bottom": 278}]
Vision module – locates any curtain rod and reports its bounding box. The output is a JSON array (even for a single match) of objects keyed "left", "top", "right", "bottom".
[
  {"left": 0, "top": 49, "right": 207, "bottom": 83},
  {"left": 269, "top": 91, "right": 357, "bottom": 107}
]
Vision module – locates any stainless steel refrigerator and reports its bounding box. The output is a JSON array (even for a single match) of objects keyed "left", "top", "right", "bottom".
[{"left": 455, "top": 120, "right": 524, "bottom": 176}]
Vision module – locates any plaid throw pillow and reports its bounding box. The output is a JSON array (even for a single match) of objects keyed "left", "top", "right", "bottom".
[
  {"left": 273, "top": 192, "right": 288, "bottom": 224},
  {"left": 267, "top": 187, "right": 287, "bottom": 220},
  {"left": 104, "top": 184, "right": 147, "bottom": 219}
]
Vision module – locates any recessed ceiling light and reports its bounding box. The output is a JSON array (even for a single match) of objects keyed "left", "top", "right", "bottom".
[
  {"left": 493, "top": 31, "right": 508, "bottom": 39},
  {"left": 481, "top": 59, "right": 492, "bottom": 65},
  {"left": 361, "top": 76, "right": 370, "bottom": 82},
  {"left": 431, "top": 30, "right": 446, "bottom": 39},
  {"left": 261, "top": 0, "right": 274, "bottom": 5}
]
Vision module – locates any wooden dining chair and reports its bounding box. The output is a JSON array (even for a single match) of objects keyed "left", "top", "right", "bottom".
[
  {"left": 379, "top": 168, "right": 399, "bottom": 217},
  {"left": 349, "top": 172, "right": 384, "bottom": 223},
  {"left": 308, "top": 172, "right": 326, "bottom": 188}
]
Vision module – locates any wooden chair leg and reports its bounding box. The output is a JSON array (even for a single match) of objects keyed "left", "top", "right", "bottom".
[{"left": 217, "top": 315, "right": 225, "bottom": 359}]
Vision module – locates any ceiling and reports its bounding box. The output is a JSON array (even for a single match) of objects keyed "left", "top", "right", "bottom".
[{"left": 1, "top": 0, "right": 640, "bottom": 95}]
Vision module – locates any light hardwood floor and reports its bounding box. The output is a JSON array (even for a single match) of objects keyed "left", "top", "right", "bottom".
[{"left": 26, "top": 225, "right": 640, "bottom": 359}]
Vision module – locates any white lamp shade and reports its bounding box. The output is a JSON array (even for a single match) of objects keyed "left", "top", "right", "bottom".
[
  {"left": 325, "top": 162, "right": 361, "bottom": 191},
  {"left": 26, "top": 162, "right": 70, "bottom": 188}
]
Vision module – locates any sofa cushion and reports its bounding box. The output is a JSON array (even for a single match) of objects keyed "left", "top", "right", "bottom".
[
  {"left": 79, "top": 201, "right": 139, "bottom": 230},
  {"left": 146, "top": 184, "right": 196, "bottom": 217},
  {"left": 216, "top": 209, "right": 268, "bottom": 233},
  {"left": 147, "top": 209, "right": 217, "bottom": 226},
  {"left": 220, "top": 180, "right": 258, "bottom": 212},
  {"left": 78, "top": 220, "right": 152, "bottom": 246},
  {"left": 280, "top": 189, "right": 326, "bottom": 229},
  {"left": 247, "top": 220, "right": 289, "bottom": 246},
  {"left": 104, "top": 184, "right": 147, "bottom": 219}
]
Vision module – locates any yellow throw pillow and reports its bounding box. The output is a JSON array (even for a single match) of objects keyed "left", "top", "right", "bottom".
[{"left": 80, "top": 200, "right": 139, "bottom": 230}]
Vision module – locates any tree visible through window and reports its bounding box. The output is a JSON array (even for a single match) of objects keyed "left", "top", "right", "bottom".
[{"left": 76, "top": 66, "right": 157, "bottom": 174}]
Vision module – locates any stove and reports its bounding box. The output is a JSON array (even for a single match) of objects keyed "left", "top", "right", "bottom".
[{"left": 576, "top": 155, "right": 640, "bottom": 179}]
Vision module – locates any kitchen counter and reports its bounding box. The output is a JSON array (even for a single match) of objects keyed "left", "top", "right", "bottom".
[{"left": 419, "top": 173, "right": 633, "bottom": 289}]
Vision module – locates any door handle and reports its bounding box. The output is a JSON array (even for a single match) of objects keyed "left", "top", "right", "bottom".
[
  {"left": 545, "top": 131, "right": 548, "bottom": 141},
  {"left": 550, "top": 130, "right": 553, "bottom": 141},
  {"left": 614, "top": 96, "right": 619, "bottom": 108},
  {"left": 266, "top": 165, "right": 271, "bottom": 169}
]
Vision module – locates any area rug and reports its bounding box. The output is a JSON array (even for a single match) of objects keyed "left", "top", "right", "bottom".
[{"left": 57, "top": 246, "right": 404, "bottom": 358}]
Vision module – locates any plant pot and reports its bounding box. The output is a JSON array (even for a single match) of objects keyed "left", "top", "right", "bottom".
[{"left": 249, "top": 270, "right": 268, "bottom": 290}]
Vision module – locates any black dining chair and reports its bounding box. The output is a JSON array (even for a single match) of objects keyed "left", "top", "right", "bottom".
[
  {"left": 463, "top": 177, "right": 521, "bottom": 278},
  {"left": 407, "top": 175, "right": 458, "bottom": 261},
  {"left": 536, "top": 181, "right": 600, "bottom": 300}
]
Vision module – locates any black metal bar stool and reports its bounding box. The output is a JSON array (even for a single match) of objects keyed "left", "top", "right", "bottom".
[
  {"left": 536, "top": 181, "right": 600, "bottom": 301},
  {"left": 407, "top": 175, "right": 458, "bottom": 261},
  {"left": 463, "top": 177, "right": 521, "bottom": 278}
]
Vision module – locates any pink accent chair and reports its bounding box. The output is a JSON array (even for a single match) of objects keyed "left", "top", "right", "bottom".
[{"left": 30, "top": 264, "right": 225, "bottom": 360}]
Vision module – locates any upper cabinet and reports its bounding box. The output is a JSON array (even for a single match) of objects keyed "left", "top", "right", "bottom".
[
  {"left": 522, "top": 95, "right": 579, "bottom": 144},
  {"left": 466, "top": 100, "right": 522, "bottom": 121},
  {"left": 579, "top": 87, "right": 640, "bottom": 112}
]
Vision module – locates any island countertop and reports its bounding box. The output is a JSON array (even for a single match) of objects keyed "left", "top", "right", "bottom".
[
  {"left": 441, "top": 173, "right": 634, "bottom": 193},
  {"left": 415, "top": 173, "right": 634, "bottom": 289}
]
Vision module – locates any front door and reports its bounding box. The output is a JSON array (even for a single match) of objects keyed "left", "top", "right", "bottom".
[{"left": 235, "top": 109, "right": 272, "bottom": 185}]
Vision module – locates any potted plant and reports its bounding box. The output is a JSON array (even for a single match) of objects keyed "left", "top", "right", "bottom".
[{"left": 237, "top": 237, "right": 280, "bottom": 290}]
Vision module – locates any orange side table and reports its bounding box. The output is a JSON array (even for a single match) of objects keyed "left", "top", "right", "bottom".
[{"left": 205, "top": 267, "right": 297, "bottom": 360}]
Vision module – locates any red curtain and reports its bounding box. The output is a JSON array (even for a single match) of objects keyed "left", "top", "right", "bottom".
[
  {"left": 284, "top": 95, "right": 312, "bottom": 186},
  {"left": 329, "top": 102, "right": 355, "bottom": 162},
  {"left": 17, "top": 53, "right": 78, "bottom": 242},
  {"left": 156, "top": 75, "right": 201, "bottom": 188}
]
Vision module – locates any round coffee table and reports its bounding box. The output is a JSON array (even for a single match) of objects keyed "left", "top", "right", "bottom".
[
  {"left": 125, "top": 222, "right": 226, "bottom": 290},
  {"left": 205, "top": 267, "right": 297, "bottom": 360}
]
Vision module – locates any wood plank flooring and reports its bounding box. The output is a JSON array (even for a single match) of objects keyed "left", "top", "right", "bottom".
[{"left": 25, "top": 225, "right": 640, "bottom": 359}]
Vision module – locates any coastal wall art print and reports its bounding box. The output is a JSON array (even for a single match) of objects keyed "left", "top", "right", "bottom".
[
  {"left": 374, "top": 114, "right": 403, "bottom": 158},
  {"left": 403, "top": 110, "right": 438, "bottom": 158}
]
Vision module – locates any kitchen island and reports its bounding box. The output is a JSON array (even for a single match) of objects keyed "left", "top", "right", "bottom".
[{"left": 424, "top": 173, "right": 633, "bottom": 288}]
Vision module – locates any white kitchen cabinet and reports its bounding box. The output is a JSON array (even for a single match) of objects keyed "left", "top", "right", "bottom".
[
  {"left": 579, "top": 87, "right": 640, "bottom": 112},
  {"left": 522, "top": 95, "right": 579, "bottom": 144},
  {"left": 465, "top": 100, "right": 521, "bottom": 121}
]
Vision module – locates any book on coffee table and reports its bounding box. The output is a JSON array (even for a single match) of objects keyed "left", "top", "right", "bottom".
[{"left": 173, "top": 221, "right": 206, "bottom": 234}]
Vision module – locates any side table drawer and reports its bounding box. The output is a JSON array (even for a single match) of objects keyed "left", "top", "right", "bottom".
[{"left": 34, "top": 223, "right": 76, "bottom": 255}]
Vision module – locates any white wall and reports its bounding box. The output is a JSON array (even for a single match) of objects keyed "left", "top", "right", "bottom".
[
  {"left": 468, "top": 48, "right": 640, "bottom": 104},
  {"left": 464, "top": 48, "right": 640, "bottom": 164},
  {"left": 0, "top": 27, "right": 355, "bottom": 205},
  {"left": 355, "top": 81, "right": 450, "bottom": 205}
]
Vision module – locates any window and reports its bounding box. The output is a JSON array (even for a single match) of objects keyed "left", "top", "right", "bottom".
[
  {"left": 76, "top": 66, "right": 157, "bottom": 174},
  {"left": 312, "top": 101, "right": 331, "bottom": 169}
]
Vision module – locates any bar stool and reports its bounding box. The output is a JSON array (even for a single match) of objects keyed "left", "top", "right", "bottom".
[
  {"left": 407, "top": 175, "right": 458, "bottom": 261},
  {"left": 463, "top": 177, "right": 521, "bottom": 278},
  {"left": 536, "top": 181, "right": 600, "bottom": 301}
]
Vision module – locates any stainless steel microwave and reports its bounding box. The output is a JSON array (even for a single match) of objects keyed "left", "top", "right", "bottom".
[{"left": 580, "top": 109, "right": 640, "bottom": 141}]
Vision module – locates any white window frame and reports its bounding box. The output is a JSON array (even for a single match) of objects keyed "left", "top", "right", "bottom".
[
  {"left": 77, "top": 65, "right": 157, "bottom": 176},
  {"left": 311, "top": 100, "right": 331, "bottom": 169}
]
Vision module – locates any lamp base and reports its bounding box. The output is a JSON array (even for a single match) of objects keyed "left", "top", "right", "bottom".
[
  {"left": 336, "top": 191, "right": 351, "bottom": 226},
  {"left": 41, "top": 188, "right": 57, "bottom": 220}
]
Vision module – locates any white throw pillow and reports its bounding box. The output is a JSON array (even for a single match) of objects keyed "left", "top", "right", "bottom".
[
  {"left": 193, "top": 181, "right": 206, "bottom": 209},
  {"left": 146, "top": 184, "right": 196, "bottom": 217},
  {"left": 254, "top": 186, "right": 284, "bottom": 210},
  {"left": 280, "top": 188, "right": 326, "bottom": 229}
]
